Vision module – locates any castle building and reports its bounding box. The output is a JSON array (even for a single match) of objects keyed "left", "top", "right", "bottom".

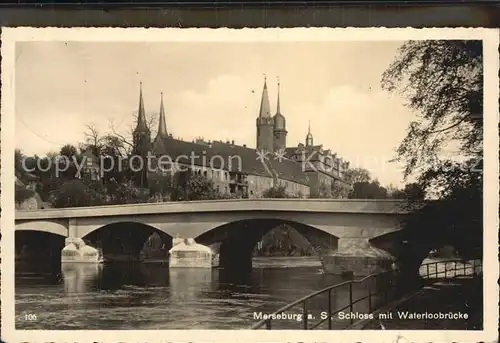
[{"left": 133, "top": 78, "right": 351, "bottom": 198}]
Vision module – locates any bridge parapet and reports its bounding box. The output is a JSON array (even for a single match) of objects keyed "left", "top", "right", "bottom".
[{"left": 15, "top": 199, "right": 422, "bottom": 220}]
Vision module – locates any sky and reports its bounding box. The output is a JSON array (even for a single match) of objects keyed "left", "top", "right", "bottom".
[{"left": 15, "top": 40, "right": 417, "bottom": 187}]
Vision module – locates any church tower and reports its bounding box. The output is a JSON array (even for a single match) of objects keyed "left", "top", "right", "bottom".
[
  {"left": 152, "top": 92, "right": 168, "bottom": 154},
  {"left": 156, "top": 92, "right": 168, "bottom": 139},
  {"left": 256, "top": 76, "right": 274, "bottom": 153},
  {"left": 132, "top": 82, "right": 151, "bottom": 188},
  {"left": 305, "top": 121, "right": 314, "bottom": 147},
  {"left": 273, "top": 79, "right": 287, "bottom": 152}
]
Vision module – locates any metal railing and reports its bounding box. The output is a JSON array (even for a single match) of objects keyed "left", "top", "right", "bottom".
[{"left": 251, "top": 259, "right": 482, "bottom": 330}]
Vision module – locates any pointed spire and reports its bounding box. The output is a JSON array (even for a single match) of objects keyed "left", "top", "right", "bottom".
[
  {"left": 258, "top": 74, "right": 271, "bottom": 118},
  {"left": 135, "top": 81, "right": 149, "bottom": 133},
  {"left": 276, "top": 77, "right": 281, "bottom": 114},
  {"left": 306, "top": 120, "right": 314, "bottom": 147},
  {"left": 156, "top": 92, "right": 168, "bottom": 139}
]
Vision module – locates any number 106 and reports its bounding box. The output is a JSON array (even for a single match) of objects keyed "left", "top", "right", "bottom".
[{"left": 24, "top": 313, "right": 37, "bottom": 321}]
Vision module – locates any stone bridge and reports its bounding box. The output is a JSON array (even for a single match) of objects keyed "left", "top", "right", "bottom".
[{"left": 15, "top": 199, "right": 417, "bottom": 275}]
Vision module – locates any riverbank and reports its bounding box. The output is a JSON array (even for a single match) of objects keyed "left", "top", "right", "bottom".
[
  {"left": 98, "top": 255, "right": 323, "bottom": 267},
  {"left": 252, "top": 256, "right": 322, "bottom": 268},
  {"left": 139, "top": 256, "right": 323, "bottom": 268}
]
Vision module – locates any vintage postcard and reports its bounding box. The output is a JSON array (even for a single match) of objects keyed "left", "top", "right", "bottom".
[{"left": 1, "top": 27, "right": 498, "bottom": 343}]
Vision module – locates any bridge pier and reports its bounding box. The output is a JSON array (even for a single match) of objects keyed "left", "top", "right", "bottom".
[{"left": 321, "top": 238, "right": 394, "bottom": 276}]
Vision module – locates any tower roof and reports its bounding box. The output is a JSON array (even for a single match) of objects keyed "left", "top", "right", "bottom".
[
  {"left": 156, "top": 92, "right": 168, "bottom": 139},
  {"left": 273, "top": 112, "right": 286, "bottom": 129},
  {"left": 306, "top": 120, "right": 313, "bottom": 146},
  {"left": 135, "top": 82, "right": 150, "bottom": 133},
  {"left": 306, "top": 121, "right": 313, "bottom": 137},
  {"left": 276, "top": 78, "right": 281, "bottom": 115},
  {"left": 273, "top": 78, "right": 286, "bottom": 130},
  {"left": 258, "top": 75, "right": 271, "bottom": 118}
]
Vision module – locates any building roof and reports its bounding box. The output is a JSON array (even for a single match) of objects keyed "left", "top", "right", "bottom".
[
  {"left": 79, "top": 150, "right": 100, "bottom": 168},
  {"left": 156, "top": 92, "right": 168, "bottom": 139},
  {"left": 273, "top": 113, "right": 286, "bottom": 130},
  {"left": 135, "top": 82, "right": 150, "bottom": 134},
  {"left": 285, "top": 145, "right": 322, "bottom": 162},
  {"left": 152, "top": 137, "right": 309, "bottom": 186},
  {"left": 267, "top": 155, "right": 309, "bottom": 186},
  {"left": 258, "top": 78, "right": 272, "bottom": 118},
  {"left": 273, "top": 80, "right": 286, "bottom": 130}
]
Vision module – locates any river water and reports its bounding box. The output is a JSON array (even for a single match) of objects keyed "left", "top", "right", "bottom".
[{"left": 15, "top": 257, "right": 375, "bottom": 330}]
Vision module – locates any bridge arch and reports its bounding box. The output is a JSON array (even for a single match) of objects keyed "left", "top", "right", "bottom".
[
  {"left": 15, "top": 220, "right": 68, "bottom": 237},
  {"left": 15, "top": 229, "right": 67, "bottom": 266},
  {"left": 82, "top": 221, "right": 173, "bottom": 261},
  {"left": 195, "top": 218, "right": 339, "bottom": 272}
]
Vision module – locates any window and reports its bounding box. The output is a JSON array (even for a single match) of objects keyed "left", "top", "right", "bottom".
[
  {"left": 203, "top": 170, "right": 207, "bottom": 177},
  {"left": 216, "top": 185, "right": 220, "bottom": 192}
]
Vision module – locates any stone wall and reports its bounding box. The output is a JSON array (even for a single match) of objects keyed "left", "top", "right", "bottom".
[{"left": 322, "top": 255, "right": 394, "bottom": 276}]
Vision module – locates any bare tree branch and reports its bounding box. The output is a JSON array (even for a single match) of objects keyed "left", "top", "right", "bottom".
[
  {"left": 427, "top": 116, "right": 468, "bottom": 134},
  {"left": 109, "top": 119, "right": 134, "bottom": 148}
]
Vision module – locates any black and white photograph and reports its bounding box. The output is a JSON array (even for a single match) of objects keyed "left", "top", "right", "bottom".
[{"left": 1, "top": 28, "right": 498, "bottom": 343}]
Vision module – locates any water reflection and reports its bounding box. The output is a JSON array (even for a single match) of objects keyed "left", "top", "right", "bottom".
[
  {"left": 169, "top": 268, "right": 213, "bottom": 302},
  {"left": 61, "top": 263, "right": 103, "bottom": 293},
  {"left": 139, "top": 263, "right": 170, "bottom": 285},
  {"left": 16, "top": 258, "right": 376, "bottom": 330}
]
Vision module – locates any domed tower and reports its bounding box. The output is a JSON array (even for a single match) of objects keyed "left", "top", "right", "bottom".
[
  {"left": 305, "top": 121, "right": 314, "bottom": 147},
  {"left": 256, "top": 76, "right": 274, "bottom": 153},
  {"left": 273, "top": 79, "right": 287, "bottom": 152},
  {"left": 132, "top": 82, "right": 151, "bottom": 188}
]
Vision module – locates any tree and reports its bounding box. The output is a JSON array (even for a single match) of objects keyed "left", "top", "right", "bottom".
[
  {"left": 390, "top": 182, "right": 426, "bottom": 200},
  {"left": 82, "top": 124, "right": 105, "bottom": 156},
  {"left": 59, "top": 144, "right": 78, "bottom": 158},
  {"left": 262, "top": 185, "right": 288, "bottom": 198},
  {"left": 344, "top": 167, "right": 371, "bottom": 184},
  {"left": 331, "top": 181, "right": 349, "bottom": 199},
  {"left": 382, "top": 40, "right": 483, "bottom": 285},
  {"left": 309, "top": 182, "right": 332, "bottom": 199},
  {"left": 385, "top": 183, "right": 400, "bottom": 197},
  {"left": 349, "top": 180, "right": 388, "bottom": 199},
  {"left": 170, "top": 172, "right": 221, "bottom": 201},
  {"left": 46, "top": 151, "right": 59, "bottom": 161},
  {"left": 15, "top": 183, "right": 35, "bottom": 204},
  {"left": 148, "top": 173, "right": 174, "bottom": 202},
  {"left": 49, "top": 179, "right": 105, "bottom": 208},
  {"left": 15, "top": 149, "right": 26, "bottom": 175},
  {"left": 108, "top": 111, "right": 159, "bottom": 156},
  {"left": 104, "top": 179, "right": 150, "bottom": 204},
  {"left": 382, "top": 40, "right": 483, "bottom": 177},
  {"left": 262, "top": 186, "right": 288, "bottom": 198}
]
